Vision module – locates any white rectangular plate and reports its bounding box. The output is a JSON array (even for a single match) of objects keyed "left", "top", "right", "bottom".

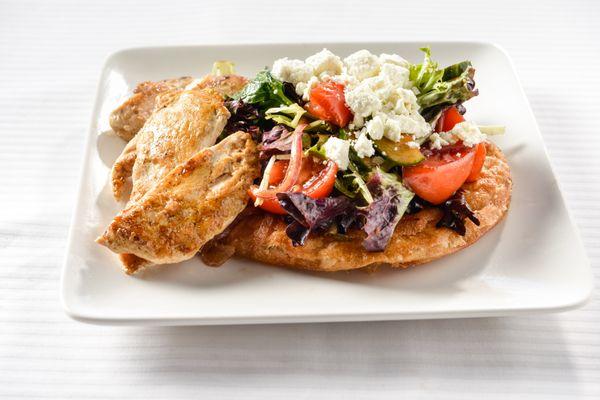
[{"left": 61, "top": 42, "right": 593, "bottom": 326}]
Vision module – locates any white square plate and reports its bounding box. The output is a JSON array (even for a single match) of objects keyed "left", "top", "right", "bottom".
[{"left": 61, "top": 42, "right": 593, "bottom": 326}]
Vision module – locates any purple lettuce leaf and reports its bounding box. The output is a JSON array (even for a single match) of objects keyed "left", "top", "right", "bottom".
[
  {"left": 276, "top": 192, "right": 359, "bottom": 246},
  {"left": 362, "top": 170, "right": 414, "bottom": 252},
  {"left": 258, "top": 125, "right": 293, "bottom": 159},
  {"left": 284, "top": 221, "right": 310, "bottom": 247},
  {"left": 224, "top": 99, "right": 261, "bottom": 139},
  {"left": 436, "top": 189, "right": 480, "bottom": 236}
]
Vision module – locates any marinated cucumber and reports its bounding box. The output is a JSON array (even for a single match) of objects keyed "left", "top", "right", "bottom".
[{"left": 374, "top": 138, "right": 425, "bottom": 166}]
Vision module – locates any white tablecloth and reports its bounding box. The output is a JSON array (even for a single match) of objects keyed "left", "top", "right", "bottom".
[{"left": 1, "top": 0, "right": 599, "bottom": 398}]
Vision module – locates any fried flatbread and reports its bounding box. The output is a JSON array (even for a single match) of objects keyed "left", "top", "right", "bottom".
[{"left": 221, "top": 142, "right": 511, "bottom": 272}]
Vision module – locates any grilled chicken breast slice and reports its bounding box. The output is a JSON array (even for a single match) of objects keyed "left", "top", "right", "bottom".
[
  {"left": 97, "top": 131, "right": 259, "bottom": 270},
  {"left": 185, "top": 74, "right": 248, "bottom": 97},
  {"left": 109, "top": 74, "right": 247, "bottom": 142},
  {"left": 109, "top": 77, "right": 194, "bottom": 141},
  {"left": 128, "top": 89, "right": 230, "bottom": 203},
  {"left": 110, "top": 89, "right": 229, "bottom": 202}
]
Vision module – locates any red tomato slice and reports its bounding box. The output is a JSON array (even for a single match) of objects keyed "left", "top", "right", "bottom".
[
  {"left": 403, "top": 145, "right": 476, "bottom": 205},
  {"left": 436, "top": 106, "right": 465, "bottom": 132},
  {"left": 466, "top": 143, "right": 486, "bottom": 182},
  {"left": 306, "top": 81, "right": 352, "bottom": 127},
  {"left": 301, "top": 160, "right": 338, "bottom": 198},
  {"left": 268, "top": 160, "right": 287, "bottom": 185},
  {"left": 248, "top": 191, "right": 287, "bottom": 214},
  {"left": 249, "top": 158, "right": 338, "bottom": 215},
  {"left": 269, "top": 158, "right": 325, "bottom": 186},
  {"left": 305, "top": 102, "right": 330, "bottom": 121}
]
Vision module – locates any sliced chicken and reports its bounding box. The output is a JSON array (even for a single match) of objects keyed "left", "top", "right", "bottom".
[
  {"left": 185, "top": 74, "right": 248, "bottom": 97},
  {"left": 97, "top": 131, "right": 259, "bottom": 270},
  {"left": 111, "top": 89, "right": 230, "bottom": 202},
  {"left": 109, "top": 75, "right": 247, "bottom": 142},
  {"left": 109, "top": 77, "right": 194, "bottom": 141},
  {"left": 110, "top": 134, "right": 139, "bottom": 200}
]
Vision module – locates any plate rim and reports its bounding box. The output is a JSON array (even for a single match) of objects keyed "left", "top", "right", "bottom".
[{"left": 60, "top": 41, "right": 594, "bottom": 326}]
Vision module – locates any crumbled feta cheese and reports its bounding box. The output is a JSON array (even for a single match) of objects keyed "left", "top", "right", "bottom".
[
  {"left": 330, "top": 72, "right": 359, "bottom": 89},
  {"left": 323, "top": 137, "right": 350, "bottom": 170},
  {"left": 379, "top": 53, "right": 410, "bottom": 69},
  {"left": 384, "top": 114, "right": 431, "bottom": 141},
  {"left": 448, "top": 121, "right": 487, "bottom": 147},
  {"left": 306, "top": 48, "right": 343, "bottom": 78},
  {"left": 390, "top": 88, "right": 420, "bottom": 115},
  {"left": 354, "top": 132, "right": 375, "bottom": 158},
  {"left": 352, "top": 115, "right": 365, "bottom": 129},
  {"left": 294, "top": 81, "right": 306, "bottom": 97},
  {"left": 406, "top": 140, "right": 420, "bottom": 149},
  {"left": 271, "top": 58, "right": 313, "bottom": 85},
  {"left": 344, "top": 81, "right": 382, "bottom": 118},
  {"left": 379, "top": 63, "right": 410, "bottom": 88},
  {"left": 428, "top": 133, "right": 450, "bottom": 150},
  {"left": 344, "top": 49, "right": 381, "bottom": 81},
  {"left": 365, "top": 114, "right": 386, "bottom": 140}
]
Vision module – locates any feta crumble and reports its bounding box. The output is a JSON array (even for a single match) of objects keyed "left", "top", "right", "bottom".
[
  {"left": 296, "top": 76, "right": 319, "bottom": 101},
  {"left": 271, "top": 58, "right": 313, "bottom": 85},
  {"left": 379, "top": 53, "right": 411, "bottom": 69},
  {"left": 344, "top": 81, "right": 382, "bottom": 121},
  {"left": 306, "top": 48, "right": 343, "bottom": 78},
  {"left": 428, "top": 133, "right": 450, "bottom": 150},
  {"left": 365, "top": 114, "right": 385, "bottom": 140},
  {"left": 344, "top": 49, "right": 381, "bottom": 81},
  {"left": 384, "top": 114, "right": 430, "bottom": 141},
  {"left": 429, "top": 121, "right": 487, "bottom": 149},
  {"left": 379, "top": 63, "right": 410, "bottom": 89},
  {"left": 354, "top": 132, "right": 375, "bottom": 158},
  {"left": 406, "top": 140, "right": 420, "bottom": 149},
  {"left": 449, "top": 121, "right": 487, "bottom": 147},
  {"left": 323, "top": 137, "right": 350, "bottom": 170}
]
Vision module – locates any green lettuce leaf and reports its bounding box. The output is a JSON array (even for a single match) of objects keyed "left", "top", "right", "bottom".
[
  {"left": 232, "top": 70, "right": 293, "bottom": 110},
  {"left": 409, "top": 47, "right": 478, "bottom": 121}
]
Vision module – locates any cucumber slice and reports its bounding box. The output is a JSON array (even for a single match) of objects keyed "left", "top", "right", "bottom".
[{"left": 374, "top": 138, "right": 425, "bottom": 166}]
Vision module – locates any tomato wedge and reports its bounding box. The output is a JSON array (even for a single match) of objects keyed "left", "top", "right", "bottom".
[
  {"left": 268, "top": 160, "right": 287, "bottom": 185},
  {"left": 249, "top": 159, "right": 338, "bottom": 214},
  {"left": 436, "top": 106, "right": 465, "bottom": 132},
  {"left": 466, "top": 142, "right": 486, "bottom": 182},
  {"left": 403, "top": 145, "right": 476, "bottom": 205},
  {"left": 306, "top": 81, "right": 352, "bottom": 127},
  {"left": 300, "top": 159, "right": 338, "bottom": 198}
]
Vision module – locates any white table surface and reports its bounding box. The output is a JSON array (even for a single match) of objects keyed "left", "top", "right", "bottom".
[{"left": 1, "top": 0, "right": 599, "bottom": 398}]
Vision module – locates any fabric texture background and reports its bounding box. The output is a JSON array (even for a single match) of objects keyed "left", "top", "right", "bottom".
[{"left": 0, "top": 0, "right": 598, "bottom": 398}]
